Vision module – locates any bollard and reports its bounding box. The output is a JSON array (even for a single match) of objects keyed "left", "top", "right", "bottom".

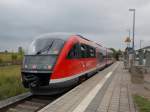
[
  {"left": 145, "top": 51, "right": 150, "bottom": 67},
  {"left": 145, "top": 51, "right": 150, "bottom": 73}
]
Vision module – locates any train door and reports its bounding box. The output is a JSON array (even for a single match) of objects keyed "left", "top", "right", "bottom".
[
  {"left": 80, "top": 44, "right": 88, "bottom": 72},
  {"left": 67, "top": 42, "right": 83, "bottom": 75},
  {"left": 80, "top": 43, "right": 97, "bottom": 72}
]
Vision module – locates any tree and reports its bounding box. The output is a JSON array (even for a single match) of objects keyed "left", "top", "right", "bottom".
[
  {"left": 4, "top": 50, "right": 8, "bottom": 53},
  {"left": 0, "top": 58, "right": 3, "bottom": 64},
  {"left": 11, "top": 53, "right": 17, "bottom": 62},
  {"left": 109, "top": 48, "right": 117, "bottom": 58},
  {"left": 115, "top": 49, "right": 123, "bottom": 61},
  {"left": 18, "top": 46, "right": 24, "bottom": 55},
  {"left": 18, "top": 46, "right": 24, "bottom": 61},
  {"left": 117, "top": 49, "right": 122, "bottom": 56},
  {"left": 109, "top": 48, "right": 123, "bottom": 61}
]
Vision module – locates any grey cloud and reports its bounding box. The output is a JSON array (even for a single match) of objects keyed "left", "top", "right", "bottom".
[{"left": 0, "top": 0, "right": 150, "bottom": 51}]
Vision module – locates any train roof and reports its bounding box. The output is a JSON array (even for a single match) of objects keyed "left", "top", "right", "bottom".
[
  {"left": 35, "top": 33, "right": 107, "bottom": 49},
  {"left": 35, "top": 33, "right": 92, "bottom": 42},
  {"left": 35, "top": 33, "right": 73, "bottom": 41}
]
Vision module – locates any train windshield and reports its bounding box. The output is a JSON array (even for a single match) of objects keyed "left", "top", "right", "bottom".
[
  {"left": 27, "top": 38, "right": 65, "bottom": 55},
  {"left": 23, "top": 38, "right": 65, "bottom": 70}
]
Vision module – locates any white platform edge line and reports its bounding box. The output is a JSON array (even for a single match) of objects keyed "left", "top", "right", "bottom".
[
  {"left": 72, "top": 63, "right": 118, "bottom": 112},
  {"left": 38, "top": 62, "right": 118, "bottom": 112}
]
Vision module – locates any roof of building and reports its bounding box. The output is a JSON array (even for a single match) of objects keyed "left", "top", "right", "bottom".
[{"left": 137, "top": 46, "right": 150, "bottom": 51}]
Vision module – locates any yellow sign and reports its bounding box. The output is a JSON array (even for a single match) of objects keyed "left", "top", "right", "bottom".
[{"left": 124, "top": 37, "right": 131, "bottom": 43}]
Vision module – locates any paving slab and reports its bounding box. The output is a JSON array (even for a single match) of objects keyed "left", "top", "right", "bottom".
[
  {"left": 39, "top": 62, "right": 137, "bottom": 112},
  {"left": 93, "top": 62, "right": 137, "bottom": 112},
  {"left": 39, "top": 62, "right": 119, "bottom": 112}
]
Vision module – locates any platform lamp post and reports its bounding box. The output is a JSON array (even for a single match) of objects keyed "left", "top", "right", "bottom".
[
  {"left": 129, "top": 8, "right": 136, "bottom": 70},
  {"left": 129, "top": 8, "right": 136, "bottom": 50}
]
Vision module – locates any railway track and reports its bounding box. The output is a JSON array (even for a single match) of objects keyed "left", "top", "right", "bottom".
[
  {"left": 0, "top": 65, "right": 109, "bottom": 112},
  {"left": 0, "top": 92, "right": 62, "bottom": 112}
]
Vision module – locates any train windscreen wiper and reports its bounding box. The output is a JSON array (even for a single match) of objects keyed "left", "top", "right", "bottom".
[{"left": 36, "top": 41, "right": 54, "bottom": 55}]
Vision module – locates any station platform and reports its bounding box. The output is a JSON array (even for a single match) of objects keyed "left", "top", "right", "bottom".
[{"left": 39, "top": 62, "right": 137, "bottom": 112}]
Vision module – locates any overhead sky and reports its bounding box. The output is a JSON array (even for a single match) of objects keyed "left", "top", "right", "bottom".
[{"left": 0, "top": 0, "right": 150, "bottom": 51}]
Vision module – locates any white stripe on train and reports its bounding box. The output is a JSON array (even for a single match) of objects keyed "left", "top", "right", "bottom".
[{"left": 49, "top": 63, "right": 108, "bottom": 84}]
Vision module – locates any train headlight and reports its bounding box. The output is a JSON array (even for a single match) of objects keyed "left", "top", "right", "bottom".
[
  {"left": 47, "top": 65, "right": 52, "bottom": 70},
  {"left": 24, "top": 65, "right": 28, "bottom": 69}
]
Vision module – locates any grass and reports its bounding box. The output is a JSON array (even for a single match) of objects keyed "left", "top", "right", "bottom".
[
  {"left": 0, "top": 52, "right": 23, "bottom": 63},
  {"left": 0, "top": 53, "right": 12, "bottom": 62},
  {"left": 133, "top": 95, "right": 150, "bottom": 112},
  {"left": 0, "top": 65, "right": 28, "bottom": 100}
]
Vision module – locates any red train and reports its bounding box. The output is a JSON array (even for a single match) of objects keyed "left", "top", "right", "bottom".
[{"left": 21, "top": 33, "right": 113, "bottom": 95}]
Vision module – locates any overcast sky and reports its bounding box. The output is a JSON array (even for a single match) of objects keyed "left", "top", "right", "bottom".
[{"left": 0, "top": 0, "right": 150, "bottom": 51}]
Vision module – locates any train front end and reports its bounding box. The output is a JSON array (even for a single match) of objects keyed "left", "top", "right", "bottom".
[{"left": 21, "top": 35, "right": 65, "bottom": 95}]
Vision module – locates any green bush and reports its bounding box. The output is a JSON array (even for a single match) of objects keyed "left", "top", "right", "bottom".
[
  {"left": 133, "top": 95, "right": 150, "bottom": 112},
  {"left": 0, "top": 58, "right": 3, "bottom": 64},
  {"left": 11, "top": 53, "right": 17, "bottom": 61}
]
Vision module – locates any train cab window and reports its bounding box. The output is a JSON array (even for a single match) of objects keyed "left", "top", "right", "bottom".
[
  {"left": 27, "top": 38, "right": 64, "bottom": 55},
  {"left": 48, "top": 39, "right": 65, "bottom": 55},
  {"left": 67, "top": 43, "right": 80, "bottom": 59}
]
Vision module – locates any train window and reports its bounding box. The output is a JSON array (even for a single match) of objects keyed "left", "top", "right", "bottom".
[
  {"left": 80, "top": 44, "right": 96, "bottom": 58},
  {"left": 88, "top": 46, "right": 96, "bottom": 58},
  {"left": 67, "top": 43, "right": 80, "bottom": 59},
  {"left": 97, "top": 52, "right": 104, "bottom": 62},
  {"left": 100, "top": 53, "right": 104, "bottom": 61},
  {"left": 81, "top": 44, "right": 87, "bottom": 58}
]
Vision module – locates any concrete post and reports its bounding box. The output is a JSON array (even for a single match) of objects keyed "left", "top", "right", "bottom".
[{"left": 138, "top": 50, "right": 144, "bottom": 65}]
